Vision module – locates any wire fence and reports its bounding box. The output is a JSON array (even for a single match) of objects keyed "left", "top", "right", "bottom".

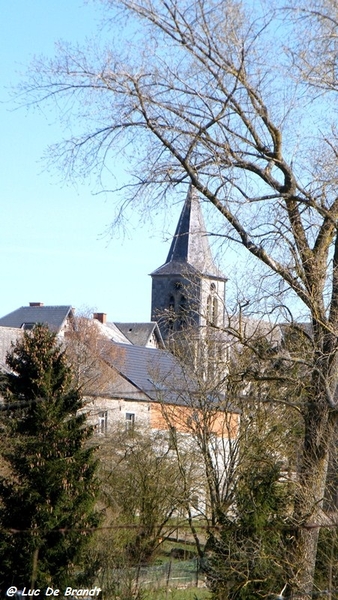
[
  {"left": 110, "top": 559, "right": 205, "bottom": 591},
  {"left": 108, "top": 561, "right": 338, "bottom": 599},
  {"left": 270, "top": 593, "right": 338, "bottom": 599}
]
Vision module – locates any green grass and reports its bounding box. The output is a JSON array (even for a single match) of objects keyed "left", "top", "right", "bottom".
[
  {"left": 156, "top": 539, "right": 198, "bottom": 562},
  {"left": 143, "top": 587, "right": 211, "bottom": 600}
]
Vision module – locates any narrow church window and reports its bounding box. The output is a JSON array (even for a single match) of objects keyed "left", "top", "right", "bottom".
[
  {"left": 207, "top": 341, "right": 217, "bottom": 379},
  {"left": 178, "top": 295, "right": 187, "bottom": 329},
  {"left": 168, "top": 295, "right": 175, "bottom": 331},
  {"left": 212, "top": 297, "right": 218, "bottom": 326},
  {"left": 207, "top": 295, "right": 212, "bottom": 324},
  {"left": 98, "top": 411, "right": 108, "bottom": 435}
]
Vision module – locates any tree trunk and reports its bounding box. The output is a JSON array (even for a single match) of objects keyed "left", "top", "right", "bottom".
[{"left": 291, "top": 369, "right": 336, "bottom": 596}]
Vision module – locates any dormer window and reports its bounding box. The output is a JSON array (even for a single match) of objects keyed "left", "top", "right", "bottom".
[{"left": 21, "top": 323, "right": 36, "bottom": 330}]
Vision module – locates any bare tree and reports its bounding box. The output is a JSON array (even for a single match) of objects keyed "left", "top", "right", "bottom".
[
  {"left": 64, "top": 314, "right": 120, "bottom": 396},
  {"left": 284, "top": 0, "right": 338, "bottom": 93},
  {"left": 21, "top": 0, "right": 338, "bottom": 593},
  {"left": 97, "top": 425, "right": 190, "bottom": 564}
]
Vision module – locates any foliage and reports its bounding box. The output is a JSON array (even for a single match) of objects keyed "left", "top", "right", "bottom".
[
  {"left": 205, "top": 456, "right": 290, "bottom": 600},
  {"left": 314, "top": 526, "right": 338, "bottom": 594},
  {"left": 0, "top": 325, "right": 99, "bottom": 591},
  {"left": 98, "top": 426, "right": 187, "bottom": 565}
]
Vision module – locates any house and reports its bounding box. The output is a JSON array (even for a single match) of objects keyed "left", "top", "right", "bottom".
[
  {"left": 0, "top": 303, "right": 75, "bottom": 334},
  {"left": 83, "top": 339, "right": 239, "bottom": 437},
  {"left": 0, "top": 186, "right": 241, "bottom": 514}
]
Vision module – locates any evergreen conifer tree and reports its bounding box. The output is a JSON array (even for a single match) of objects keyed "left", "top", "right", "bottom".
[{"left": 0, "top": 324, "right": 99, "bottom": 592}]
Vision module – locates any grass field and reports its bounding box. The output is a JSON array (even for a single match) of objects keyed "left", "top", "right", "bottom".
[{"left": 143, "top": 587, "right": 211, "bottom": 600}]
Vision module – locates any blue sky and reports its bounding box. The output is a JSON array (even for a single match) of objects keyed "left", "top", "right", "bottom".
[
  {"left": 1, "top": 1, "right": 287, "bottom": 326},
  {"left": 0, "top": 0, "right": 189, "bottom": 322}
]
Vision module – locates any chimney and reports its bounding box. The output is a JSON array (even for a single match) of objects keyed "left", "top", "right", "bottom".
[
  {"left": 29, "top": 302, "right": 44, "bottom": 307},
  {"left": 93, "top": 312, "right": 107, "bottom": 324}
]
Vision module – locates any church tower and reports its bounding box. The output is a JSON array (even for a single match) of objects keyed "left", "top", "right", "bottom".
[{"left": 151, "top": 185, "right": 227, "bottom": 344}]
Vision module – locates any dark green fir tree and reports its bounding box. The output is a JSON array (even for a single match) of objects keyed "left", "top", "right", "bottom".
[{"left": 0, "top": 324, "right": 99, "bottom": 592}]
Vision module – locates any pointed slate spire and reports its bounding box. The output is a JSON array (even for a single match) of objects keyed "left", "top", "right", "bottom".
[
  {"left": 153, "top": 185, "right": 224, "bottom": 278},
  {"left": 150, "top": 186, "right": 227, "bottom": 336}
]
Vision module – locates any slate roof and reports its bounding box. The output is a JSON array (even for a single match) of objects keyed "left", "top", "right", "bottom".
[
  {"left": 96, "top": 321, "right": 132, "bottom": 345},
  {"left": 115, "top": 322, "right": 165, "bottom": 348},
  {"left": 0, "top": 305, "right": 73, "bottom": 332},
  {"left": 108, "top": 342, "right": 239, "bottom": 412},
  {"left": 151, "top": 185, "right": 226, "bottom": 280},
  {"left": 108, "top": 343, "right": 189, "bottom": 404},
  {"left": 0, "top": 327, "right": 22, "bottom": 374}
]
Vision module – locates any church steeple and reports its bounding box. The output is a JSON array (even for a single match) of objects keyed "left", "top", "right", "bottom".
[
  {"left": 164, "top": 185, "right": 221, "bottom": 277},
  {"left": 150, "top": 186, "right": 227, "bottom": 342}
]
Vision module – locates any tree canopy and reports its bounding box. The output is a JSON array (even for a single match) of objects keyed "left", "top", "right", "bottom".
[{"left": 0, "top": 325, "right": 99, "bottom": 591}]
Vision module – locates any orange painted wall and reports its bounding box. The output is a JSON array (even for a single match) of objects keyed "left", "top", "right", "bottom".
[{"left": 150, "top": 402, "right": 239, "bottom": 439}]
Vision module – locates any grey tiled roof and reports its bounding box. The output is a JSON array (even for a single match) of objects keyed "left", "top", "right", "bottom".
[
  {"left": 115, "top": 322, "right": 164, "bottom": 348},
  {"left": 96, "top": 321, "right": 132, "bottom": 345},
  {"left": 0, "top": 326, "right": 22, "bottom": 373},
  {"left": 110, "top": 343, "right": 194, "bottom": 405},
  {"left": 109, "top": 343, "right": 239, "bottom": 412},
  {"left": 0, "top": 306, "right": 73, "bottom": 332},
  {"left": 152, "top": 185, "right": 226, "bottom": 280}
]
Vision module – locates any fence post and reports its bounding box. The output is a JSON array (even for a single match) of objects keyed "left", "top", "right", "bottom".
[{"left": 166, "top": 559, "right": 172, "bottom": 597}]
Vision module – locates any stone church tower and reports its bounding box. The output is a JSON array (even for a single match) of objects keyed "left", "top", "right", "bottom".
[{"left": 151, "top": 185, "right": 227, "bottom": 344}]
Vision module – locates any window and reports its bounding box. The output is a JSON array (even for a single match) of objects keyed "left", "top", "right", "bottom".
[
  {"left": 178, "top": 295, "right": 187, "bottom": 329},
  {"left": 169, "top": 295, "right": 175, "bottom": 311},
  {"left": 168, "top": 295, "right": 175, "bottom": 331},
  {"left": 125, "top": 412, "right": 135, "bottom": 432},
  {"left": 212, "top": 297, "right": 218, "bottom": 326},
  {"left": 98, "top": 411, "right": 108, "bottom": 435},
  {"left": 206, "top": 295, "right": 212, "bottom": 324},
  {"left": 21, "top": 322, "right": 36, "bottom": 330}
]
